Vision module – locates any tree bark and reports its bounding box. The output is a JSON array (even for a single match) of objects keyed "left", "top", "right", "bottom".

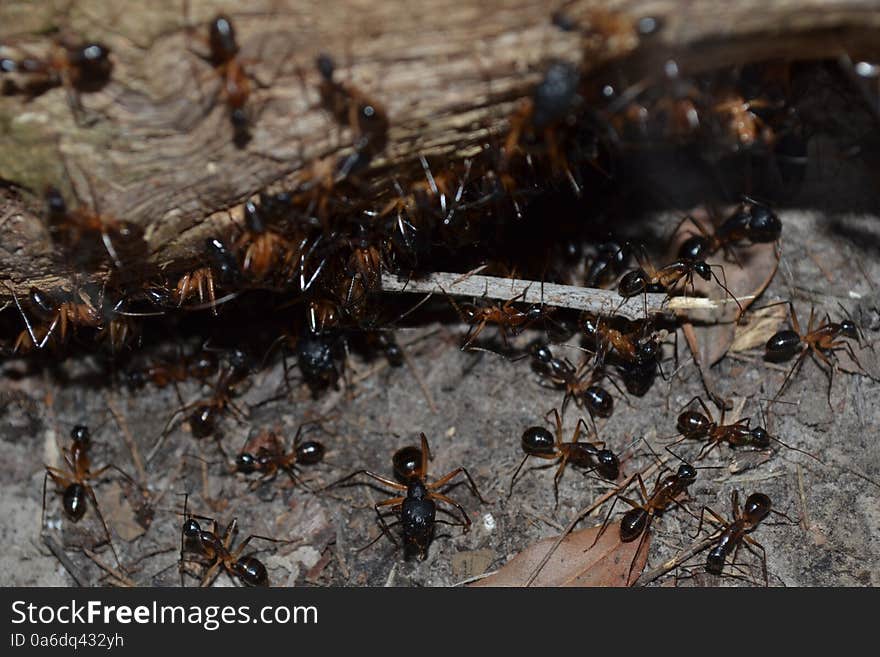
[{"left": 1, "top": 0, "right": 879, "bottom": 297}]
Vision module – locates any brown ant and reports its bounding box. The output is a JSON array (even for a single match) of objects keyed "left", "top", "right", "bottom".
[
  {"left": 509, "top": 408, "right": 620, "bottom": 507},
  {"left": 764, "top": 303, "right": 874, "bottom": 405},
  {"left": 42, "top": 425, "right": 129, "bottom": 568},
  {"left": 618, "top": 248, "right": 742, "bottom": 314},
  {"left": 527, "top": 342, "right": 618, "bottom": 419},
  {"left": 8, "top": 285, "right": 101, "bottom": 352},
  {"left": 233, "top": 195, "right": 303, "bottom": 282},
  {"left": 316, "top": 53, "right": 389, "bottom": 177},
  {"left": 691, "top": 491, "right": 781, "bottom": 586},
  {"left": 329, "top": 433, "right": 486, "bottom": 559},
  {"left": 445, "top": 287, "right": 543, "bottom": 350},
  {"left": 0, "top": 37, "right": 112, "bottom": 119},
  {"left": 235, "top": 425, "right": 325, "bottom": 490},
  {"left": 173, "top": 238, "right": 242, "bottom": 315},
  {"left": 672, "top": 396, "right": 819, "bottom": 462},
  {"left": 178, "top": 494, "right": 287, "bottom": 587},
  {"left": 674, "top": 198, "right": 782, "bottom": 262},
  {"left": 124, "top": 349, "right": 219, "bottom": 389}
]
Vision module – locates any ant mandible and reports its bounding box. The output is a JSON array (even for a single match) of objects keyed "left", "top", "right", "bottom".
[
  {"left": 509, "top": 408, "right": 620, "bottom": 508},
  {"left": 330, "top": 433, "right": 486, "bottom": 559}
]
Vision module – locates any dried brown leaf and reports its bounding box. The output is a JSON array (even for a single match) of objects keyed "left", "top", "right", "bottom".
[
  {"left": 100, "top": 481, "right": 145, "bottom": 542},
  {"left": 731, "top": 304, "right": 787, "bottom": 352},
  {"left": 469, "top": 522, "right": 650, "bottom": 587}
]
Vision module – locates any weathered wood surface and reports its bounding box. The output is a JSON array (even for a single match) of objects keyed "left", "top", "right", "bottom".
[{"left": 1, "top": 0, "right": 879, "bottom": 297}]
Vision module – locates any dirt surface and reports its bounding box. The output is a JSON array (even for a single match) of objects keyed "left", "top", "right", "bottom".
[{"left": 1, "top": 200, "right": 878, "bottom": 587}]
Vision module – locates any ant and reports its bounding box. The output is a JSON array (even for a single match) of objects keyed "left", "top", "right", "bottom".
[
  {"left": 618, "top": 249, "right": 742, "bottom": 314},
  {"left": 691, "top": 491, "right": 781, "bottom": 586},
  {"left": 509, "top": 408, "right": 619, "bottom": 507},
  {"left": 445, "top": 287, "right": 543, "bottom": 350},
  {"left": 44, "top": 186, "right": 143, "bottom": 270},
  {"left": 296, "top": 328, "right": 347, "bottom": 396},
  {"left": 329, "top": 433, "right": 486, "bottom": 559},
  {"left": 235, "top": 426, "right": 325, "bottom": 490},
  {"left": 764, "top": 303, "right": 874, "bottom": 405},
  {"left": 586, "top": 240, "right": 630, "bottom": 287},
  {"left": 173, "top": 238, "right": 241, "bottom": 315},
  {"left": 233, "top": 194, "right": 302, "bottom": 283},
  {"left": 124, "top": 349, "right": 218, "bottom": 389},
  {"left": 672, "top": 396, "right": 818, "bottom": 462},
  {"left": 178, "top": 494, "right": 287, "bottom": 587},
  {"left": 8, "top": 285, "right": 101, "bottom": 352},
  {"left": 42, "top": 425, "right": 129, "bottom": 568},
  {"left": 316, "top": 53, "right": 389, "bottom": 178},
  {"left": 674, "top": 198, "right": 782, "bottom": 261},
  {"left": 0, "top": 36, "right": 112, "bottom": 120},
  {"left": 528, "top": 342, "right": 617, "bottom": 419}
]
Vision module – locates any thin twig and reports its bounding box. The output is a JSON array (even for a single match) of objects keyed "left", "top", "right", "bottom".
[
  {"left": 381, "top": 272, "right": 745, "bottom": 321},
  {"left": 83, "top": 547, "right": 136, "bottom": 587},
  {"left": 634, "top": 532, "right": 722, "bottom": 586},
  {"left": 42, "top": 534, "right": 88, "bottom": 586},
  {"left": 107, "top": 398, "right": 147, "bottom": 486}
]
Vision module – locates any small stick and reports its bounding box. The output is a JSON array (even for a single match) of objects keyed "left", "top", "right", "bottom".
[
  {"left": 83, "top": 547, "right": 136, "bottom": 587},
  {"left": 42, "top": 534, "right": 88, "bottom": 586},
  {"left": 107, "top": 399, "right": 147, "bottom": 486},
  {"left": 634, "top": 532, "right": 722, "bottom": 586},
  {"left": 381, "top": 272, "right": 744, "bottom": 321}
]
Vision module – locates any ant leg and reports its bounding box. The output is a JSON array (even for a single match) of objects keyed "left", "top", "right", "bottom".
[
  {"left": 231, "top": 533, "right": 291, "bottom": 559},
  {"left": 83, "top": 484, "right": 122, "bottom": 570},
  {"left": 373, "top": 497, "right": 406, "bottom": 545},
  {"left": 428, "top": 467, "right": 487, "bottom": 503},
  {"left": 429, "top": 492, "right": 472, "bottom": 529},
  {"left": 742, "top": 535, "right": 769, "bottom": 587},
  {"left": 323, "top": 469, "right": 406, "bottom": 492},
  {"left": 357, "top": 519, "right": 401, "bottom": 552},
  {"left": 552, "top": 452, "right": 572, "bottom": 510},
  {"left": 690, "top": 505, "right": 727, "bottom": 540},
  {"left": 773, "top": 348, "right": 808, "bottom": 402}
]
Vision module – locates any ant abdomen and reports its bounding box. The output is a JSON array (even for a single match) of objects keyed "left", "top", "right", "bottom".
[
  {"left": 620, "top": 508, "right": 648, "bottom": 542},
  {"left": 189, "top": 404, "right": 217, "bottom": 438},
  {"left": 677, "top": 410, "right": 710, "bottom": 437},
  {"left": 521, "top": 426, "right": 556, "bottom": 455},
  {"left": 742, "top": 492, "right": 772, "bottom": 522},
  {"left": 234, "top": 556, "right": 268, "bottom": 587},
  {"left": 765, "top": 330, "right": 801, "bottom": 361},
  {"left": 296, "top": 440, "right": 324, "bottom": 465},
  {"left": 618, "top": 269, "right": 648, "bottom": 297},
  {"left": 583, "top": 385, "right": 613, "bottom": 418},
  {"left": 679, "top": 235, "right": 709, "bottom": 260},
  {"left": 63, "top": 483, "right": 87, "bottom": 521}
]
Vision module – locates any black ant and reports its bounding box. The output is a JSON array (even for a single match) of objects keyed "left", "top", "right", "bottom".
[
  {"left": 0, "top": 36, "right": 112, "bottom": 120},
  {"left": 675, "top": 198, "right": 782, "bottom": 261},
  {"left": 509, "top": 408, "right": 619, "bottom": 507},
  {"left": 7, "top": 285, "right": 101, "bottom": 352},
  {"left": 586, "top": 240, "right": 630, "bottom": 287},
  {"left": 528, "top": 342, "right": 617, "bottom": 419},
  {"left": 691, "top": 491, "right": 783, "bottom": 586},
  {"left": 329, "top": 433, "right": 486, "bottom": 559},
  {"left": 173, "top": 238, "right": 242, "bottom": 315},
  {"left": 124, "top": 349, "right": 218, "bottom": 389},
  {"left": 672, "top": 396, "right": 819, "bottom": 462},
  {"left": 316, "top": 53, "right": 389, "bottom": 178},
  {"left": 235, "top": 425, "right": 325, "bottom": 489},
  {"left": 178, "top": 494, "right": 287, "bottom": 587},
  {"left": 764, "top": 303, "right": 875, "bottom": 405},
  {"left": 296, "top": 328, "right": 346, "bottom": 396},
  {"left": 618, "top": 250, "right": 742, "bottom": 314},
  {"left": 42, "top": 425, "right": 129, "bottom": 568}
]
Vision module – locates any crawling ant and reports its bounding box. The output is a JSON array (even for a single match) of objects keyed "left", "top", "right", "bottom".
[
  {"left": 44, "top": 186, "right": 143, "bottom": 270},
  {"left": 178, "top": 494, "right": 286, "bottom": 587},
  {"left": 672, "top": 396, "right": 818, "bottom": 462},
  {"left": 330, "top": 433, "right": 486, "bottom": 559},
  {"left": 586, "top": 240, "right": 630, "bottom": 287},
  {"left": 0, "top": 37, "right": 112, "bottom": 119},
  {"left": 296, "top": 329, "right": 346, "bottom": 396},
  {"left": 764, "top": 303, "right": 874, "bottom": 405},
  {"left": 445, "top": 287, "right": 543, "bottom": 350},
  {"left": 42, "top": 425, "right": 129, "bottom": 567},
  {"left": 316, "top": 53, "right": 389, "bottom": 177},
  {"left": 675, "top": 198, "right": 782, "bottom": 261},
  {"left": 618, "top": 249, "right": 742, "bottom": 314},
  {"left": 8, "top": 285, "right": 101, "bottom": 352},
  {"left": 528, "top": 342, "right": 617, "bottom": 419},
  {"left": 580, "top": 311, "right": 663, "bottom": 366},
  {"left": 509, "top": 408, "right": 619, "bottom": 507},
  {"left": 235, "top": 425, "right": 325, "bottom": 489},
  {"left": 124, "top": 349, "right": 218, "bottom": 389},
  {"left": 692, "top": 491, "right": 780, "bottom": 585},
  {"left": 233, "top": 194, "right": 306, "bottom": 283},
  {"left": 173, "top": 238, "right": 241, "bottom": 315}
]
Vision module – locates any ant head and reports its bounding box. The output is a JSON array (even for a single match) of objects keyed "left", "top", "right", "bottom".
[
  {"left": 230, "top": 107, "right": 249, "bottom": 129},
  {"left": 750, "top": 426, "right": 770, "bottom": 448},
  {"left": 70, "top": 425, "right": 91, "bottom": 445},
  {"left": 840, "top": 319, "right": 858, "bottom": 340},
  {"left": 636, "top": 336, "right": 661, "bottom": 362},
  {"left": 746, "top": 201, "right": 782, "bottom": 242},
  {"left": 596, "top": 449, "right": 620, "bottom": 480},
  {"left": 45, "top": 186, "right": 67, "bottom": 219},
  {"left": 243, "top": 200, "right": 264, "bottom": 233},
  {"left": 68, "top": 43, "right": 113, "bottom": 89},
  {"left": 316, "top": 53, "right": 335, "bottom": 81},
  {"left": 236, "top": 452, "right": 258, "bottom": 473},
  {"left": 706, "top": 545, "right": 726, "bottom": 574},
  {"left": 677, "top": 463, "right": 698, "bottom": 482},
  {"left": 528, "top": 341, "right": 553, "bottom": 364},
  {"left": 209, "top": 14, "right": 238, "bottom": 61},
  {"left": 693, "top": 260, "right": 712, "bottom": 280},
  {"left": 526, "top": 306, "right": 544, "bottom": 322},
  {"left": 743, "top": 492, "right": 772, "bottom": 522},
  {"left": 189, "top": 404, "right": 216, "bottom": 439},
  {"left": 532, "top": 60, "right": 581, "bottom": 131}
]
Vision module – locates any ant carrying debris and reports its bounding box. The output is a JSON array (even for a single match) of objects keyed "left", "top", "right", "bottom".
[
  {"left": 509, "top": 408, "right": 619, "bottom": 507},
  {"left": 328, "top": 433, "right": 486, "bottom": 559}
]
